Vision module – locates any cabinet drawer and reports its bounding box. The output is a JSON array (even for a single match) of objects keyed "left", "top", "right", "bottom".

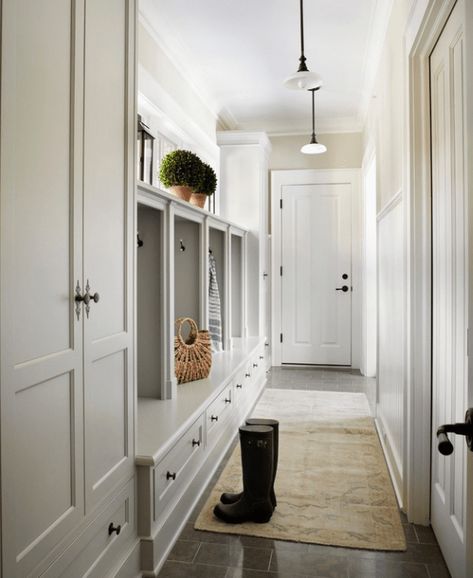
[
  {"left": 233, "top": 370, "right": 246, "bottom": 406},
  {"left": 154, "top": 415, "right": 204, "bottom": 521},
  {"left": 206, "top": 385, "right": 234, "bottom": 437},
  {"left": 41, "top": 479, "right": 135, "bottom": 578}
]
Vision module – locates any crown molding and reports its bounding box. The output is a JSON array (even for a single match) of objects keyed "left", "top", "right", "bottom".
[
  {"left": 217, "top": 131, "right": 272, "bottom": 156},
  {"left": 138, "top": 0, "right": 237, "bottom": 131}
]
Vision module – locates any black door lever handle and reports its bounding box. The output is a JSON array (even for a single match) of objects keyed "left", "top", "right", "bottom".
[
  {"left": 335, "top": 285, "right": 349, "bottom": 292},
  {"left": 437, "top": 408, "right": 473, "bottom": 455}
]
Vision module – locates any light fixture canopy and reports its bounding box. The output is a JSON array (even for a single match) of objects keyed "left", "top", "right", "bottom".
[
  {"left": 284, "top": 0, "right": 322, "bottom": 90},
  {"left": 301, "top": 88, "right": 326, "bottom": 155}
]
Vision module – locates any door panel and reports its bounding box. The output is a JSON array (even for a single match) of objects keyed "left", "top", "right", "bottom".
[
  {"left": 281, "top": 184, "right": 352, "bottom": 365},
  {"left": 83, "top": 0, "right": 134, "bottom": 511},
  {"left": 430, "top": 2, "right": 472, "bottom": 576},
  {"left": 0, "top": 0, "right": 85, "bottom": 574}
]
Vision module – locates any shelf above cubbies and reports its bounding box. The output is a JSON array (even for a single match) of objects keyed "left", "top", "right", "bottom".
[
  {"left": 137, "top": 181, "right": 248, "bottom": 234},
  {"left": 136, "top": 336, "right": 261, "bottom": 467}
]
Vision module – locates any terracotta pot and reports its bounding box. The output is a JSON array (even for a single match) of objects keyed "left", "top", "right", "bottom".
[
  {"left": 189, "top": 193, "right": 208, "bottom": 209},
  {"left": 170, "top": 185, "right": 193, "bottom": 202}
]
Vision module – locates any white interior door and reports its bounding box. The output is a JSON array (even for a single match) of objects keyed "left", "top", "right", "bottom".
[
  {"left": 430, "top": 1, "right": 473, "bottom": 575},
  {"left": 281, "top": 183, "right": 352, "bottom": 365}
]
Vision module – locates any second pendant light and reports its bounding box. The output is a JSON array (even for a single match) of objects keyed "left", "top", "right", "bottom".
[{"left": 301, "top": 88, "right": 326, "bottom": 155}]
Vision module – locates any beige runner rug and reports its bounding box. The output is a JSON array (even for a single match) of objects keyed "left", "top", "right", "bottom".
[{"left": 195, "top": 389, "right": 406, "bottom": 551}]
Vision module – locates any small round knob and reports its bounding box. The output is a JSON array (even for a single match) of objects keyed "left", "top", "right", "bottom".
[
  {"left": 265, "top": 342, "right": 269, "bottom": 347},
  {"left": 211, "top": 415, "right": 218, "bottom": 422},
  {"left": 253, "top": 363, "right": 258, "bottom": 368},
  {"left": 259, "top": 356, "right": 264, "bottom": 360},
  {"left": 166, "top": 471, "right": 176, "bottom": 480},
  {"left": 91, "top": 292, "right": 100, "bottom": 303},
  {"left": 236, "top": 384, "right": 243, "bottom": 389},
  {"left": 192, "top": 439, "right": 200, "bottom": 447},
  {"left": 225, "top": 398, "right": 231, "bottom": 404},
  {"left": 108, "top": 523, "right": 121, "bottom": 536},
  {"left": 245, "top": 373, "right": 251, "bottom": 378}
]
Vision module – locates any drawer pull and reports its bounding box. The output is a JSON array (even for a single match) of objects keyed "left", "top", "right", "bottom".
[
  {"left": 211, "top": 415, "right": 218, "bottom": 422},
  {"left": 192, "top": 439, "right": 201, "bottom": 447},
  {"left": 265, "top": 342, "right": 269, "bottom": 347},
  {"left": 245, "top": 372, "right": 251, "bottom": 378},
  {"left": 225, "top": 398, "right": 231, "bottom": 404},
  {"left": 108, "top": 523, "right": 121, "bottom": 536},
  {"left": 253, "top": 363, "right": 258, "bottom": 368},
  {"left": 236, "top": 383, "right": 243, "bottom": 389},
  {"left": 259, "top": 355, "right": 264, "bottom": 360},
  {"left": 166, "top": 471, "right": 177, "bottom": 481}
]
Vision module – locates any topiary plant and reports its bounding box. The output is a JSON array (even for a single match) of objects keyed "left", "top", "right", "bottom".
[
  {"left": 196, "top": 162, "right": 217, "bottom": 196},
  {"left": 159, "top": 149, "right": 203, "bottom": 190}
]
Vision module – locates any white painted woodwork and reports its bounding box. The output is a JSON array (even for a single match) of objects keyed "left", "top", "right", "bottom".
[
  {"left": 430, "top": 3, "right": 472, "bottom": 574},
  {"left": 280, "top": 183, "right": 352, "bottom": 365},
  {"left": 271, "top": 169, "right": 361, "bottom": 369},
  {"left": 0, "top": 0, "right": 136, "bottom": 574},
  {"left": 83, "top": 0, "right": 135, "bottom": 512},
  {"left": 217, "top": 132, "right": 271, "bottom": 340},
  {"left": 0, "top": 1, "right": 85, "bottom": 574},
  {"left": 362, "top": 153, "right": 377, "bottom": 377},
  {"left": 376, "top": 192, "right": 404, "bottom": 501},
  {"left": 209, "top": 226, "right": 227, "bottom": 349}
]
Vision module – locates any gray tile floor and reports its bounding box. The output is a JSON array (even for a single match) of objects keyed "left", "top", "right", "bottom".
[{"left": 157, "top": 367, "right": 451, "bottom": 578}]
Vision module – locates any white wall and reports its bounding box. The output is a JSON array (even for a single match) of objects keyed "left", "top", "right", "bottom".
[
  {"left": 363, "top": 0, "right": 410, "bottom": 507},
  {"left": 269, "top": 133, "right": 362, "bottom": 170}
]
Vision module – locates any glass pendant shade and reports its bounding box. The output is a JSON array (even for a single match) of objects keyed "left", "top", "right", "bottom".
[
  {"left": 285, "top": 0, "right": 322, "bottom": 91},
  {"left": 301, "top": 141, "right": 327, "bottom": 154},
  {"left": 284, "top": 70, "right": 323, "bottom": 91}
]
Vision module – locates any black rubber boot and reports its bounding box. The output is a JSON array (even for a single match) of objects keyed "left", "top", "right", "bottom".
[
  {"left": 220, "top": 418, "right": 279, "bottom": 508},
  {"left": 213, "top": 425, "right": 274, "bottom": 524}
]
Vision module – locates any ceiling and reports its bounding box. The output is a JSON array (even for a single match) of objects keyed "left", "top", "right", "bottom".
[{"left": 139, "top": 0, "right": 393, "bottom": 135}]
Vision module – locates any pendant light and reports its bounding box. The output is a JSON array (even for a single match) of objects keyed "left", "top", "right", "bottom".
[
  {"left": 284, "top": 0, "right": 323, "bottom": 90},
  {"left": 301, "top": 88, "right": 326, "bottom": 154}
]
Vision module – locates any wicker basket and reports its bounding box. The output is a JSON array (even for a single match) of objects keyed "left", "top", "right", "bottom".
[{"left": 174, "top": 317, "right": 212, "bottom": 384}]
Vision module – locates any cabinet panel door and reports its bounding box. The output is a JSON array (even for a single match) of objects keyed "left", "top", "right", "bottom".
[
  {"left": 83, "top": 0, "right": 135, "bottom": 511},
  {"left": 0, "top": 0, "right": 85, "bottom": 574}
]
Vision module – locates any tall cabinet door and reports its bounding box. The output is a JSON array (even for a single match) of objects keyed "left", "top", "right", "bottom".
[
  {"left": 82, "top": 0, "right": 135, "bottom": 511},
  {"left": 0, "top": 0, "right": 85, "bottom": 575}
]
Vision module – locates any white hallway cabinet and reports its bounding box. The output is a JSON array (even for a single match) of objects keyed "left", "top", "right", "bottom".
[{"left": 0, "top": 1, "right": 137, "bottom": 576}]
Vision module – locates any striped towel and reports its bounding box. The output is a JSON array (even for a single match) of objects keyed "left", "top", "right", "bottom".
[{"left": 209, "top": 253, "right": 223, "bottom": 352}]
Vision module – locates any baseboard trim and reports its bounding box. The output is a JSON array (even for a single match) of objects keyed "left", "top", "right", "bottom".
[{"left": 374, "top": 417, "right": 404, "bottom": 510}]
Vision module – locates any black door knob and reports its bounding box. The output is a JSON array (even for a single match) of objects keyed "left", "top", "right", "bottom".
[
  {"left": 437, "top": 408, "right": 473, "bottom": 455},
  {"left": 335, "top": 285, "right": 349, "bottom": 292},
  {"left": 108, "top": 523, "right": 121, "bottom": 536}
]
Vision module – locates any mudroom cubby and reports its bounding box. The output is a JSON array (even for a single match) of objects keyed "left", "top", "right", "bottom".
[
  {"left": 135, "top": 182, "right": 268, "bottom": 575},
  {"left": 230, "top": 230, "right": 245, "bottom": 342},
  {"left": 137, "top": 202, "right": 165, "bottom": 399},
  {"left": 174, "top": 212, "right": 204, "bottom": 325},
  {"left": 208, "top": 220, "right": 228, "bottom": 350}
]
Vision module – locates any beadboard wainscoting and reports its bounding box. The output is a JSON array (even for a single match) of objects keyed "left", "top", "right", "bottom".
[{"left": 376, "top": 190, "right": 405, "bottom": 506}]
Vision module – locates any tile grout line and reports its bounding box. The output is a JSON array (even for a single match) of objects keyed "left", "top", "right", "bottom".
[
  {"left": 267, "top": 547, "right": 273, "bottom": 572},
  {"left": 190, "top": 541, "right": 202, "bottom": 564}
]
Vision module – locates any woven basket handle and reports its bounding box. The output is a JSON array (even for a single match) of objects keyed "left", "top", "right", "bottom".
[{"left": 175, "top": 317, "right": 199, "bottom": 347}]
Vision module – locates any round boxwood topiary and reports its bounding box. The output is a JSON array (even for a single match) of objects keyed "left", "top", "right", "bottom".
[
  {"left": 159, "top": 149, "right": 203, "bottom": 190},
  {"left": 196, "top": 162, "right": 217, "bottom": 196}
]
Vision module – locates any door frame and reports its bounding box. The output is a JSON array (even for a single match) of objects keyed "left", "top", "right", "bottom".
[
  {"left": 271, "top": 169, "right": 362, "bottom": 368},
  {"left": 405, "top": 0, "right": 470, "bottom": 526}
]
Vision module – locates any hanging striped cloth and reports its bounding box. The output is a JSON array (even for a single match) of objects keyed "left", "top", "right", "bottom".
[{"left": 208, "top": 252, "right": 223, "bottom": 352}]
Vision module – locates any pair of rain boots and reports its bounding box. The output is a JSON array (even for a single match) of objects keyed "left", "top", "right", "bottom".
[{"left": 213, "top": 418, "right": 279, "bottom": 524}]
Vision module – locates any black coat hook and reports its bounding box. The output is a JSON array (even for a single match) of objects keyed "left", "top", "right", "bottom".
[
  {"left": 179, "top": 239, "right": 186, "bottom": 252},
  {"left": 137, "top": 233, "right": 144, "bottom": 248}
]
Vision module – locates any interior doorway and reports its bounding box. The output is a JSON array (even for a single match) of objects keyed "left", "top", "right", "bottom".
[{"left": 271, "top": 169, "right": 361, "bottom": 368}]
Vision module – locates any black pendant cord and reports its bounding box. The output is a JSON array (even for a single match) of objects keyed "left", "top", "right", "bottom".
[
  {"left": 298, "top": 0, "right": 309, "bottom": 72},
  {"left": 310, "top": 88, "right": 317, "bottom": 143}
]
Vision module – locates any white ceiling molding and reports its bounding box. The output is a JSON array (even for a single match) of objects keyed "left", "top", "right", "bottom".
[
  {"left": 139, "top": 0, "right": 237, "bottom": 131},
  {"left": 138, "top": 66, "right": 220, "bottom": 166}
]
